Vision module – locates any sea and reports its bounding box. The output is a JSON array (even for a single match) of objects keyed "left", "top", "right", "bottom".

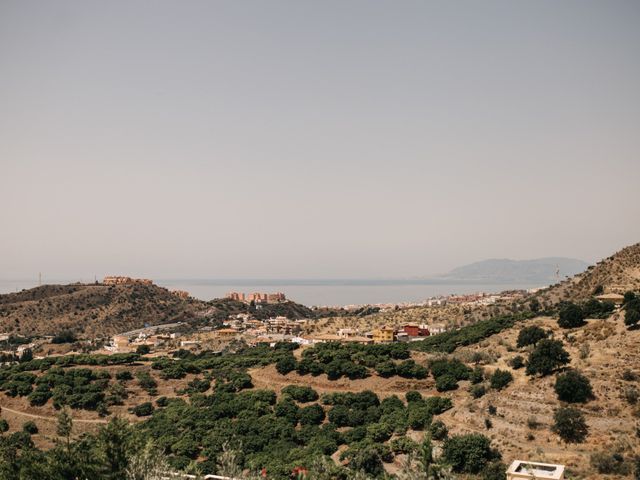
[{"left": 0, "top": 278, "right": 541, "bottom": 307}]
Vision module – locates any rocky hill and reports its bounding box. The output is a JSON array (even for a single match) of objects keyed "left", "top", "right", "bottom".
[
  {"left": 0, "top": 283, "right": 208, "bottom": 338},
  {"left": 537, "top": 242, "right": 640, "bottom": 303}
]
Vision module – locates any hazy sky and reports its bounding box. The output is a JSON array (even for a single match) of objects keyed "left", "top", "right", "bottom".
[{"left": 1, "top": 1, "right": 639, "bottom": 280}]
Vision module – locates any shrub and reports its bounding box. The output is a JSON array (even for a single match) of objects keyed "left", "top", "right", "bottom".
[
  {"left": 429, "top": 358, "right": 471, "bottom": 381},
  {"left": 390, "top": 436, "right": 418, "bottom": 454},
  {"left": 508, "top": 356, "right": 524, "bottom": 369},
  {"left": 429, "top": 420, "right": 448, "bottom": 440},
  {"left": 525, "top": 339, "right": 570, "bottom": 376},
  {"left": 554, "top": 370, "right": 594, "bottom": 403},
  {"left": 22, "top": 421, "right": 38, "bottom": 434},
  {"left": 0, "top": 419, "right": 9, "bottom": 432},
  {"left": 299, "top": 404, "right": 325, "bottom": 425},
  {"left": 115, "top": 370, "right": 133, "bottom": 381},
  {"left": 135, "top": 345, "right": 151, "bottom": 355},
  {"left": 625, "top": 299, "right": 640, "bottom": 327},
  {"left": 516, "top": 326, "right": 548, "bottom": 348},
  {"left": 482, "top": 461, "right": 507, "bottom": 480},
  {"left": 281, "top": 385, "right": 319, "bottom": 403},
  {"left": 625, "top": 387, "right": 639, "bottom": 405},
  {"left": 442, "top": 434, "right": 499, "bottom": 474},
  {"left": 435, "top": 374, "right": 458, "bottom": 392},
  {"left": 526, "top": 416, "right": 540, "bottom": 429},
  {"left": 583, "top": 299, "right": 615, "bottom": 319},
  {"left": 552, "top": 407, "right": 588, "bottom": 443},
  {"left": 622, "top": 369, "right": 638, "bottom": 381},
  {"left": 156, "top": 396, "right": 168, "bottom": 407},
  {"left": 484, "top": 418, "right": 493, "bottom": 429},
  {"left": 590, "top": 451, "right": 631, "bottom": 475},
  {"left": 407, "top": 405, "right": 432, "bottom": 430},
  {"left": 558, "top": 303, "right": 585, "bottom": 328},
  {"left": 488, "top": 405, "right": 497, "bottom": 415},
  {"left": 405, "top": 391, "right": 422, "bottom": 403},
  {"left": 375, "top": 361, "right": 396, "bottom": 378},
  {"left": 52, "top": 331, "right": 77, "bottom": 344},
  {"left": 275, "top": 355, "right": 297, "bottom": 375},
  {"left": 131, "top": 402, "right": 154, "bottom": 417},
  {"left": 424, "top": 396, "right": 453, "bottom": 414},
  {"left": 470, "top": 384, "right": 486, "bottom": 399},
  {"left": 470, "top": 366, "right": 485, "bottom": 384},
  {"left": 489, "top": 369, "right": 513, "bottom": 390}
]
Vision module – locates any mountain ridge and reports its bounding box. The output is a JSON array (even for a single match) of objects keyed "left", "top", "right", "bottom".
[{"left": 441, "top": 256, "right": 589, "bottom": 284}]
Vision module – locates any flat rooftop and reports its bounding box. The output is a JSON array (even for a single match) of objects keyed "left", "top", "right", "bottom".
[{"left": 507, "top": 460, "right": 565, "bottom": 480}]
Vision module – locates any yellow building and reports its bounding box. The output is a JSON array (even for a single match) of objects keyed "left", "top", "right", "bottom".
[{"left": 372, "top": 326, "right": 395, "bottom": 343}]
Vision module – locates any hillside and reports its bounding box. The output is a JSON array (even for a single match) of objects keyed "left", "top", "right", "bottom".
[
  {"left": 441, "top": 257, "right": 589, "bottom": 284},
  {"left": 537, "top": 242, "right": 640, "bottom": 303},
  {"left": 0, "top": 283, "right": 208, "bottom": 338}
]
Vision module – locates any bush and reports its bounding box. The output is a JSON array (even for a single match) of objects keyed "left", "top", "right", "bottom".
[
  {"left": 435, "top": 374, "right": 458, "bottom": 392},
  {"left": 516, "top": 326, "right": 548, "bottom": 348},
  {"left": 555, "top": 370, "right": 594, "bottom": 403},
  {"left": 0, "top": 419, "right": 8, "bottom": 432},
  {"left": 591, "top": 451, "right": 632, "bottom": 475},
  {"left": 470, "top": 384, "right": 486, "bottom": 399},
  {"left": 299, "top": 404, "right": 325, "bottom": 425},
  {"left": 115, "top": 370, "right": 133, "bottom": 381},
  {"left": 22, "top": 421, "right": 38, "bottom": 434},
  {"left": 405, "top": 391, "right": 422, "bottom": 403},
  {"left": 429, "top": 420, "right": 448, "bottom": 440},
  {"left": 407, "top": 405, "right": 432, "bottom": 430},
  {"left": 136, "top": 345, "right": 151, "bottom": 355},
  {"left": 390, "top": 436, "right": 418, "bottom": 454},
  {"left": 558, "top": 303, "right": 586, "bottom": 328},
  {"left": 424, "top": 396, "right": 453, "bottom": 415},
  {"left": 52, "top": 331, "right": 77, "bottom": 344},
  {"left": 429, "top": 358, "right": 471, "bottom": 381},
  {"left": 131, "top": 402, "right": 154, "bottom": 417},
  {"left": 508, "top": 356, "right": 524, "bottom": 369},
  {"left": 624, "top": 387, "right": 639, "bottom": 405},
  {"left": 470, "top": 366, "right": 485, "bottom": 384},
  {"left": 482, "top": 461, "right": 507, "bottom": 480},
  {"left": 525, "top": 339, "right": 570, "bottom": 376},
  {"left": 625, "top": 299, "right": 640, "bottom": 327},
  {"left": 281, "top": 385, "right": 319, "bottom": 403},
  {"left": 442, "top": 434, "right": 499, "bottom": 474},
  {"left": 489, "top": 369, "right": 513, "bottom": 390},
  {"left": 275, "top": 355, "right": 297, "bottom": 375},
  {"left": 552, "top": 407, "right": 588, "bottom": 443},
  {"left": 583, "top": 299, "right": 615, "bottom": 319}
]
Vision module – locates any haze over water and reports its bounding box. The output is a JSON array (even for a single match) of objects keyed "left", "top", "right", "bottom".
[{"left": 0, "top": 278, "right": 537, "bottom": 307}]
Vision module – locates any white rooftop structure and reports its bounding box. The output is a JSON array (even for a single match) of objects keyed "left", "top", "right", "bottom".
[{"left": 507, "top": 460, "right": 565, "bottom": 480}]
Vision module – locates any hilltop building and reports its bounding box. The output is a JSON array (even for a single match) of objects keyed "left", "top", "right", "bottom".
[
  {"left": 103, "top": 276, "right": 153, "bottom": 286},
  {"left": 226, "top": 291, "right": 286, "bottom": 304}
]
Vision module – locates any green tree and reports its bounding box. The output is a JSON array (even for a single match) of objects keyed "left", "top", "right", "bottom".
[
  {"left": 558, "top": 303, "right": 585, "bottom": 328},
  {"left": 516, "top": 326, "right": 548, "bottom": 347},
  {"left": 489, "top": 369, "right": 513, "bottom": 390},
  {"left": 525, "top": 339, "right": 570, "bottom": 376},
  {"left": 554, "top": 370, "right": 594, "bottom": 403},
  {"left": 22, "top": 421, "right": 38, "bottom": 435},
  {"left": 442, "top": 434, "right": 499, "bottom": 474},
  {"left": 624, "top": 299, "right": 640, "bottom": 327},
  {"left": 275, "top": 355, "right": 297, "bottom": 375},
  {"left": 552, "top": 407, "right": 588, "bottom": 443},
  {"left": 96, "top": 417, "right": 132, "bottom": 479}
]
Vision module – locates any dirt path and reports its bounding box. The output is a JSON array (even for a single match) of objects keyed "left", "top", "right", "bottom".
[{"left": 0, "top": 403, "right": 108, "bottom": 424}]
